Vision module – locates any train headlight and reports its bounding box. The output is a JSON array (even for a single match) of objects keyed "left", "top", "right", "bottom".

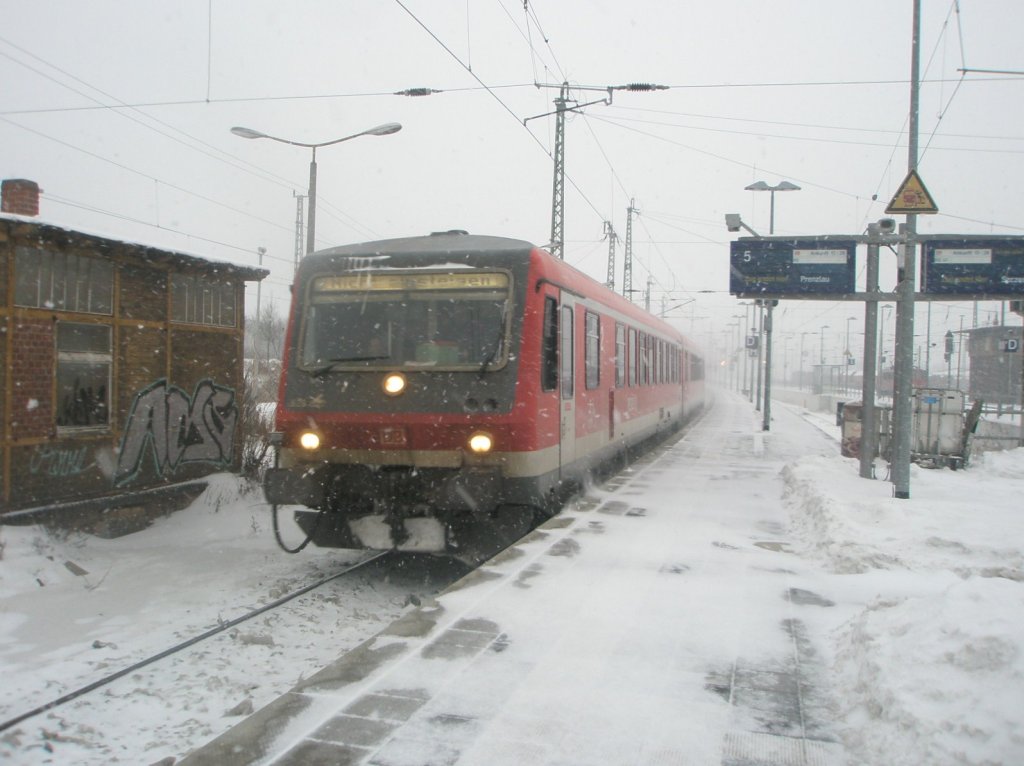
[
  {"left": 468, "top": 431, "right": 494, "bottom": 454},
  {"left": 383, "top": 372, "right": 407, "bottom": 396},
  {"left": 299, "top": 431, "right": 321, "bottom": 450}
]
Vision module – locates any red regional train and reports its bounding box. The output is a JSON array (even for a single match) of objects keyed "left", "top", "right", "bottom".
[{"left": 264, "top": 231, "right": 705, "bottom": 558}]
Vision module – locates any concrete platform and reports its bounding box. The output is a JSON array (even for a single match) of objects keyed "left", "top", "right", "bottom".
[{"left": 181, "top": 393, "right": 849, "bottom": 766}]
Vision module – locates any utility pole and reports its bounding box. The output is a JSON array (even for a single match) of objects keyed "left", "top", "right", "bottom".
[
  {"left": 763, "top": 301, "right": 776, "bottom": 431},
  {"left": 624, "top": 200, "right": 637, "bottom": 302},
  {"left": 254, "top": 246, "right": 267, "bottom": 378},
  {"left": 548, "top": 82, "right": 569, "bottom": 260},
  {"left": 528, "top": 82, "right": 666, "bottom": 262},
  {"left": 293, "top": 193, "right": 305, "bottom": 273},
  {"left": 755, "top": 301, "right": 764, "bottom": 412},
  {"left": 603, "top": 221, "right": 617, "bottom": 291},
  {"left": 860, "top": 224, "right": 882, "bottom": 479},
  {"left": 891, "top": 0, "right": 922, "bottom": 500}
]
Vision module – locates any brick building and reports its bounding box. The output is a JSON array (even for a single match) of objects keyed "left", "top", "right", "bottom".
[{"left": 0, "top": 179, "right": 268, "bottom": 526}]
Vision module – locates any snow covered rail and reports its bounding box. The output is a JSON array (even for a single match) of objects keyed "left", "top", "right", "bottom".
[{"left": 0, "top": 552, "right": 391, "bottom": 736}]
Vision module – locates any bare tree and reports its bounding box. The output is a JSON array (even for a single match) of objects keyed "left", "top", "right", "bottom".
[{"left": 245, "top": 303, "right": 287, "bottom": 401}]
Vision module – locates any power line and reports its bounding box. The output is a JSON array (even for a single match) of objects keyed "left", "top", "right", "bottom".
[
  {"left": 45, "top": 193, "right": 292, "bottom": 265},
  {"left": 2, "top": 116, "right": 297, "bottom": 237},
  {"left": 589, "top": 112, "right": 1024, "bottom": 156},
  {"left": 608, "top": 104, "right": 1024, "bottom": 144},
  {"left": 393, "top": 0, "right": 606, "bottom": 227}
]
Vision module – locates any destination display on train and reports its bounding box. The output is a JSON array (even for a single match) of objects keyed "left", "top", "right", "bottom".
[
  {"left": 729, "top": 239, "right": 857, "bottom": 296},
  {"left": 315, "top": 271, "right": 509, "bottom": 293},
  {"left": 921, "top": 238, "right": 1024, "bottom": 296}
]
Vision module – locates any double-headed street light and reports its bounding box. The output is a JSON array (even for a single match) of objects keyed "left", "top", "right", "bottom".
[
  {"left": 744, "top": 180, "right": 801, "bottom": 234},
  {"left": 231, "top": 122, "right": 402, "bottom": 255}
]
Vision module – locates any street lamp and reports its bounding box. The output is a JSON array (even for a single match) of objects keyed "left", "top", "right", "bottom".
[
  {"left": 879, "top": 304, "right": 894, "bottom": 373},
  {"left": 818, "top": 324, "right": 830, "bottom": 395},
  {"left": 799, "top": 331, "right": 814, "bottom": 391},
  {"left": 744, "top": 180, "right": 801, "bottom": 234},
  {"left": 231, "top": 122, "right": 402, "bottom": 255},
  {"left": 845, "top": 315, "right": 857, "bottom": 394}
]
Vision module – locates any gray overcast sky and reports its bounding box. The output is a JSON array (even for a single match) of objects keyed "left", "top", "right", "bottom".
[{"left": 2, "top": 0, "right": 1022, "bottom": 369}]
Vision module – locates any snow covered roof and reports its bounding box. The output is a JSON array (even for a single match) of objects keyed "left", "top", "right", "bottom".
[{"left": 0, "top": 213, "right": 269, "bottom": 282}]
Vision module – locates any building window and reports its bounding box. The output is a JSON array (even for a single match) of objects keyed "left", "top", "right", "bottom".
[
  {"left": 584, "top": 311, "right": 600, "bottom": 389},
  {"left": 14, "top": 247, "right": 113, "bottom": 314},
  {"left": 56, "top": 322, "right": 111, "bottom": 429},
  {"left": 171, "top": 274, "right": 236, "bottom": 327}
]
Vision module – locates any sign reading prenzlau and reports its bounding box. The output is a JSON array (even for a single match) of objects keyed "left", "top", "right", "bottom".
[{"left": 730, "top": 240, "right": 857, "bottom": 296}]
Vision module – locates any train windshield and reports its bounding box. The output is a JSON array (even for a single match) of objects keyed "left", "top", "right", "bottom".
[{"left": 299, "top": 270, "right": 511, "bottom": 371}]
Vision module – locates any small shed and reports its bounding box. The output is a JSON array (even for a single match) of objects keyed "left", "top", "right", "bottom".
[{"left": 0, "top": 179, "right": 268, "bottom": 530}]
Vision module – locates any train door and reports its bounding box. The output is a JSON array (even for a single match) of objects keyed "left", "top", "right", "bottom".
[{"left": 559, "top": 300, "right": 576, "bottom": 471}]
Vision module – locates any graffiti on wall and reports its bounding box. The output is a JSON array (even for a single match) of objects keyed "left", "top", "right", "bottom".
[
  {"left": 30, "top": 445, "right": 97, "bottom": 478},
  {"left": 115, "top": 379, "right": 238, "bottom": 485}
]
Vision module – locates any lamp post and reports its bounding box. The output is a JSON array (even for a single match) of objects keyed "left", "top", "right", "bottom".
[
  {"left": 732, "top": 313, "right": 745, "bottom": 393},
  {"left": 845, "top": 315, "right": 857, "bottom": 395},
  {"left": 879, "top": 304, "right": 894, "bottom": 387},
  {"left": 819, "top": 325, "right": 830, "bottom": 395},
  {"left": 744, "top": 180, "right": 800, "bottom": 421},
  {"left": 231, "top": 122, "right": 402, "bottom": 255},
  {"left": 726, "top": 322, "right": 739, "bottom": 391},
  {"left": 799, "top": 331, "right": 814, "bottom": 391}
]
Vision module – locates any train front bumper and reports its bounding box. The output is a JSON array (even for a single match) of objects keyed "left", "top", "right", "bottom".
[{"left": 263, "top": 463, "right": 504, "bottom": 517}]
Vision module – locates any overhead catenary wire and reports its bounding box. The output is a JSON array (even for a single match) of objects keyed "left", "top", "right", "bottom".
[{"left": 392, "top": 0, "right": 606, "bottom": 226}]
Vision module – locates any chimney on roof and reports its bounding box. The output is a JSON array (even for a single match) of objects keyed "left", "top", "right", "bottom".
[{"left": 1, "top": 179, "right": 41, "bottom": 217}]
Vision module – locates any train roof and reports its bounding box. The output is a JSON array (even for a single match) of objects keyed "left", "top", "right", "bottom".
[
  {"left": 305, "top": 231, "right": 703, "bottom": 357},
  {"left": 308, "top": 231, "right": 535, "bottom": 261}
]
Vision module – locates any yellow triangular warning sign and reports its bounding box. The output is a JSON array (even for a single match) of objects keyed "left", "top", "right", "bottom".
[{"left": 885, "top": 169, "right": 938, "bottom": 214}]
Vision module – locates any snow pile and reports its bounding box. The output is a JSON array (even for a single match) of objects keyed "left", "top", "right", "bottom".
[
  {"left": 782, "top": 449, "right": 1024, "bottom": 765},
  {"left": 0, "top": 474, "right": 420, "bottom": 764}
]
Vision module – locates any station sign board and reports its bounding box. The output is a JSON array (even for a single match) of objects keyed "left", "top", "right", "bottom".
[
  {"left": 729, "top": 240, "right": 856, "bottom": 296},
  {"left": 921, "top": 238, "right": 1024, "bottom": 296}
]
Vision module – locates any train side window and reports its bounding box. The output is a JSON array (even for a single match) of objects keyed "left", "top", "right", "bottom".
[
  {"left": 615, "top": 323, "right": 626, "bottom": 387},
  {"left": 560, "top": 305, "right": 574, "bottom": 399},
  {"left": 541, "top": 296, "right": 558, "bottom": 392},
  {"left": 628, "top": 328, "right": 637, "bottom": 386},
  {"left": 584, "top": 311, "right": 600, "bottom": 389},
  {"left": 639, "top": 332, "right": 648, "bottom": 386}
]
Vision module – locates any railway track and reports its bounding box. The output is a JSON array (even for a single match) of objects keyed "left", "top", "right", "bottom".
[{"left": 0, "top": 552, "right": 393, "bottom": 736}]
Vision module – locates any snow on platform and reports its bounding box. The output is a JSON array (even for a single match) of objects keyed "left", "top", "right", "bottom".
[{"left": 180, "top": 390, "right": 1024, "bottom": 766}]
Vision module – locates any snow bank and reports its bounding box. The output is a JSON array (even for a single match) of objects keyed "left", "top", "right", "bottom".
[{"left": 782, "top": 449, "right": 1024, "bottom": 765}]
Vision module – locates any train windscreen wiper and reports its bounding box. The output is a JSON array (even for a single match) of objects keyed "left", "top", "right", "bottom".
[{"left": 304, "top": 355, "right": 391, "bottom": 376}]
